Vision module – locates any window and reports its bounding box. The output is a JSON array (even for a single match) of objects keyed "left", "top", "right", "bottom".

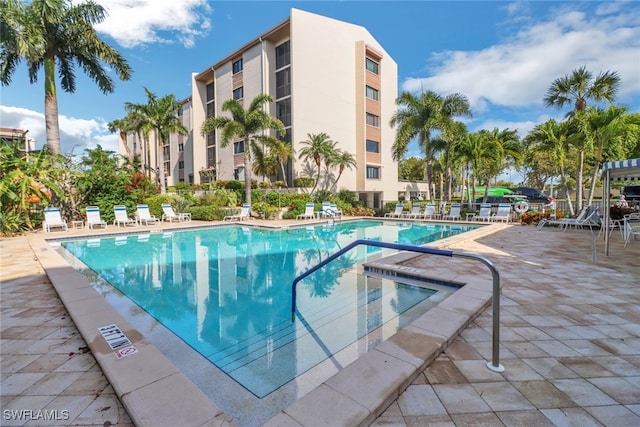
[
  {"left": 178, "top": 143, "right": 184, "bottom": 152},
  {"left": 276, "top": 41, "right": 290, "bottom": 69},
  {"left": 366, "top": 58, "right": 379, "bottom": 74},
  {"left": 276, "top": 68, "right": 291, "bottom": 99},
  {"left": 234, "top": 140, "right": 245, "bottom": 154},
  {"left": 366, "top": 113, "right": 379, "bottom": 127},
  {"left": 206, "top": 82, "right": 214, "bottom": 101},
  {"left": 232, "top": 58, "right": 243, "bottom": 74},
  {"left": 366, "top": 166, "right": 380, "bottom": 179},
  {"left": 233, "top": 86, "right": 243, "bottom": 100},
  {"left": 234, "top": 167, "right": 245, "bottom": 181},
  {"left": 276, "top": 99, "right": 291, "bottom": 127},
  {"left": 178, "top": 108, "right": 183, "bottom": 117},
  {"left": 366, "top": 139, "right": 379, "bottom": 153},
  {"left": 206, "top": 102, "right": 215, "bottom": 117},
  {"left": 366, "top": 86, "right": 379, "bottom": 101},
  {"left": 206, "top": 146, "right": 216, "bottom": 168},
  {"left": 178, "top": 160, "right": 184, "bottom": 169}
]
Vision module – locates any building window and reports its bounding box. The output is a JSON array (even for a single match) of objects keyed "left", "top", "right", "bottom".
[
  {"left": 234, "top": 167, "right": 245, "bottom": 181},
  {"left": 366, "top": 86, "right": 379, "bottom": 101},
  {"left": 233, "top": 86, "right": 243, "bottom": 100},
  {"left": 178, "top": 160, "right": 184, "bottom": 169},
  {"left": 366, "top": 113, "right": 379, "bottom": 127},
  {"left": 276, "top": 41, "right": 290, "bottom": 69},
  {"left": 276, "top": 68, "right": 291, "bottom": 99},
  {"left": 178, "top": 108, "right": 183, "bottom": 117},
  {"left": 206, "top": 82, "right": 214, "bottom": 101},
  {"left": 232, "top": 58, "right": 243, "bottom": 74},
  {"left": 366, "top": 139, "right": 379, "bottom": 153},
  {"left": 234, "top": 140, "right": 245, "bottom": 154},
  {"left": 178, "top": 143, "right": 184, "bottom": 152},
  {"left": 276, "top": 99, "right": 291, "bottom": 127},
  {"left": 206, "top": 102, "right": 215, "bottom": 118},
  {"left": 366, "top": 166, "right": 380, "bottom": 179},
  {"left": 366, "top": 58, "right": 379, "bottom": 74}
]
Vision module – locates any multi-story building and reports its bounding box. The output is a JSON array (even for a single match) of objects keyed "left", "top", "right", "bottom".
[
  {"left": 0, "top": 127, "right": 36, "bottom": 155},
  {"left": 122, "top": 8, "right": 399, "bottom": 207}
]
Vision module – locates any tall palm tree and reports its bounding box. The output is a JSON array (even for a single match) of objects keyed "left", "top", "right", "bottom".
[
  {"left": 298, "top": 132, "right": 335, "bottom": 194},
  {"left": 201, "top": 94, "right": 284, "bottom": 206},
  {"left": 250, "top": 140, "right": 278, "bottom": 179},
  {"left": 261, "top": 136, "right": 294, "bottom": 185},
  {"left": 390, "top": 91, "right": 471, "bottom": 201},
  {"left": 332, "top": 150, "right": 357, "bottom": 189},
  {"left": 0, "top": 0, "right": 132, "bottom": 154},
  {"left": 544, "top": 66, "right": 621, "bottom": 211},
  {"left": 125, "top": 88, "right": 188, "bottom": 194}
]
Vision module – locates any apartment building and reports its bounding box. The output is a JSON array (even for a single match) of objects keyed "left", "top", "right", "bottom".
[
  {"left": 1, "top": 127, "right": 36, "bottom": 155},
  {"left": 191, "top": 8, "right": 398, "bottom": 207}
]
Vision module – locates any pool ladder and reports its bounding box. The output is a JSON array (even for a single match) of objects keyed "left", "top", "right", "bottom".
[{"left": 291, "top": 239, "right": 504, "bottom": 373}]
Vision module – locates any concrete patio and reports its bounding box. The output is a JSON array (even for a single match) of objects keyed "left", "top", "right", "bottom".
[{"left": 1, "top": 218, "right": 639, "bottom": 426}]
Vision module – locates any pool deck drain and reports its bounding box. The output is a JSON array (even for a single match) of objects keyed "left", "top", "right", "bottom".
[{"left": 3, "top": 218, "right": 640, "bottom": 426}]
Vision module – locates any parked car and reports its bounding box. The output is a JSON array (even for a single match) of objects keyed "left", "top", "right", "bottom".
[
  {"left": 513, "top": 187, "right": 551, "bottom": 204},
  {"left": 622, "top": 185, "right": 640, "bottom": 207}
]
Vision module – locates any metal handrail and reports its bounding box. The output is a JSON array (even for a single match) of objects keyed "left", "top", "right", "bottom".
[{"left": 290, "top": 239, "right": 504, "bottom": 372}]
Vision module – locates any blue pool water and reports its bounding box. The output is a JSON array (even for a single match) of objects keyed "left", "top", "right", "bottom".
[{"left": 59, "top": 220, "right": 475, "bottom": 398}]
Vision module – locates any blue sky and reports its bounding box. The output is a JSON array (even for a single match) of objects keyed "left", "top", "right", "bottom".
[{"left": 1, "top": 0, "right": 639, "bottom": 176}]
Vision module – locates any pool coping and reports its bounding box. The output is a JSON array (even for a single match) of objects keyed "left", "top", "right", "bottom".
[{"left": 27, "top": 219, "right": 507, "bottom": 426}]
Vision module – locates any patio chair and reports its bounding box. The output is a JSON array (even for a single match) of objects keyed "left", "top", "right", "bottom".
[
  {"left": 43, "top": 207, "right": 68, "bottom": 232},
  {"left": 85, "top": 206, "right": 107, "bottom": 229},
  {"left": 421, "top": 203, "right": 438, "bottom": 220},
  {"left": 385, "top": 203, "right": 404, "bottom": 218},
  {"left": 402, "top": 204, "right": 422, "bottom": 219},
  {"left": 624, "top": 213, "right": 640, "bottom": 247},
  {"left": 562, "top": 206, "right": 601, "bottom": 231},
  {"left": 537, "top": 205, "right": 590, "bottom": 230},
  {"left": 491, "top": 204, "right": 512, "bottom": 223},
  {"left": 113, "top": 205, "right": 137, "bottom": 228},
  {"left": 223, "top": 204, "right": 251, "bottom": 221},
  {"left": 442, "top": 203, "right": 461, "bottom": 221},
  {"left": 161, "top": 203, "right": 191, "bottom": 222},
  {"left": 296, "top": 203, "right": 315, "bottom": 220},
  {"left": 467, "top": 204, "right": 492, "bottom": 222},
  {"left": 136, "top": 204, "right": 160, "bottom": 226}
]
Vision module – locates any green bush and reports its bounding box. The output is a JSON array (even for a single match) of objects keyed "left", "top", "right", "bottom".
[
  {"left": 223, "top": 180, "right": 245, "bottom": 190},
  {"left": 0, "top": 209, "right": 26, "bottom": 236},
  {"left": 293, "top": 177, "right": 314, "bottom": 187},
  {"left": 197, "top": 189, "right": 238, "bottom": 208},
  {"left": 190, "top": 205, "right": 226, "bottom": 221}
]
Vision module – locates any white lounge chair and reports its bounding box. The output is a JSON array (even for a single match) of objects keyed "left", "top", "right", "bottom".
[
  {"left": 385, "top": 203, "right": 404, "bottom": 218},
  {"left": 467, "top": 204, "right": 492, "bottom": 222},
  {"left": 442, "top": 203, "right": 461, "bottom": 221},
  {"left": 223, "top": 204, "right": 251, "bottom": 221},
  {"left": 85, "top": 206, "right": 107, "bottom": 229},
  {"left": 537, "top": 206, "right": 594, "bottom": 231},
  {"left": 560, "top": 207, "right": 600, "bottom": 231},
  {"left": 114, "top": 205, "right": 137, "bottom": 227},
  {"left": 491, "top": 204, "right": 512, "bottom": 223},
  {"left": 136, "top": 204, "right": 160, "bottom": 226},
  {"left": 421, "top": 203, "right": 438, "bottom": 220},
  {"left": 161, "top": 203, "right": 191, "bottom": 222},
  {"left": 43, "top": 207, "right": 68, "bottom": 232},
  {"left": 624, "top": 213, "right": 640, "bottom": 247},
  {"left": 296, "top": 203, "right": 315, "bottom": 220},
  {"left": 402, "top": 204, "right": 422, "bottom": 219}
]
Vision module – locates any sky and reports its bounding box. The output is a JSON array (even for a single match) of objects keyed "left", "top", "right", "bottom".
[{"left": 1, "top": 0, "right": 639, "bottom": 178}]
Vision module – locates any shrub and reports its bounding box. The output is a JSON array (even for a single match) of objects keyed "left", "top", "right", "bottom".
[
  {"left": 252, "top": 201, "right": 280, "bottom": 219},
  {"left": 273, "top": 180, "right": 287, "bottom": 188},
  {"left": 189, "top": 205, "right": 226, "bottom": 221},
  {"left": 0, "top": 210, "right": 26, "bottom": 236},
  {"left": 223, "top": 180, "right": 245, "bottom": 190},
  {"left": 258, "top": 181, "right": 272, "bottom": 189},
  {"left": 197, "top": 189, "right": 238, "bottom": 208},
  {"left": 293, "top": 177, "right": 314, "bottom": 187},
  {"left": 346, "top": 207, "right": 375, "bottom": 217}
]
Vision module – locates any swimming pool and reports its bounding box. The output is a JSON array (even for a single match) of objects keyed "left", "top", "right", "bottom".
[{"left": 57, "top": 220, "right": 475, "bottom": 420}]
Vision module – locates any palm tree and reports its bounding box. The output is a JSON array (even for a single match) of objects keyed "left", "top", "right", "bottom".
[
  {"left": 0, "top": 0, "right": 132, "bottom": 154},
  {"left": 201, "top": 94, "right": 285, "bottom": 206},
  {"left": 544, "top": 66, "right": 621, "bottom": 211},
  {"left": 298, "top": 132, "right": 335, "bottom": 194},
  {"left": 261, "top": 136, "right": 294, "bottom": 185},
  {"left": 125, "top": 88, "right": 188, "bottom": 194},
  {"left": 390, "top": 91, "right": 471, "bottom": 201},
  {"left": 332, "top": 150, "right": 357, "bottom": 189},
  {"left": 250, "top": 140, "right": 278, "bottom": 179}
]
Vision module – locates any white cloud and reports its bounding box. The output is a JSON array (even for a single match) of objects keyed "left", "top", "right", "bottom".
[
  {"left": 90, "top": 0, "right": 212, "bottom": 49},
  {"left": 0, "top": 106, "right": 118, "bottom": 155},
  {"left": 403, "top": 5, "right": 640, "bottom": 112}
]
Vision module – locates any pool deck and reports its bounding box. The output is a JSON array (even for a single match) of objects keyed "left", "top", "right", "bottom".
[{"left": 2, "top": 217, "right": 640, "bottom": 426}]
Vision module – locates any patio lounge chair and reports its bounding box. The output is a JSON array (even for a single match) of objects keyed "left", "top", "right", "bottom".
[
  {"left": 43, "top": 207, "right": 68, "bottom": 232},
  {"left": 296, "top": 203, "right": 315, "bottom": 220},
  {"left": 442, "top": 203, "right": 461, "bottom": 220},
  {"left": 402, "top": 204, "right": 422, "bottom": 219},
  {"left": 223, "top": 204, "right": 251, "bottom": 221},
  {"left": 421, "top": 203, "right": 439, "bottom": 220},
  {"left": 161, "top": 203, "right": 191, "bottom": 222},
  {"left": 114, "top": 205, "right": 137, "bottom": 228},
  {"left": 385, "top": 203, "right": 404, "bottom": 218},
  {"left": 467, "top": 204, "right": 492, "bottom": 222},
  {"left": 136, "top": 204, "right": 160, "bottom": 226},
  {"left": 537, "top": 206, "right": 593, "bottom": 231},
  {"left": 560, "top": 206, "right": 601, "bottom": 232},
  {"left": 491, "top": 204, "right": 512, "bottom": 223},
  {"left": 85, "top": 206, "right": 107, "bottom": 229}
]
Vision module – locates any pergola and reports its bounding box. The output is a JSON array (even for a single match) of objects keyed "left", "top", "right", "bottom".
[{"left": 601, "top": 158, "right": 640, "bottom": 255}]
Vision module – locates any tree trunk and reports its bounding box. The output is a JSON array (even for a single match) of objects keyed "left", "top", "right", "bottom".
[
  {"left": 244, "top": 152, "right": 252, "bottom": 206},
  {"left": 44, "top": 57, "right": 61, "bottom": 154},
  {"left": 575, "top": 150, "right": 585, "bottom": 213},
  {"left": 157, "top": 133, "right": 166, "bottom": 194}
]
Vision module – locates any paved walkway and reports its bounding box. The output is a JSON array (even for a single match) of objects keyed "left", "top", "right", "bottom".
[{"left": 1, "top": 220, "right": 640, "bottom": 426}]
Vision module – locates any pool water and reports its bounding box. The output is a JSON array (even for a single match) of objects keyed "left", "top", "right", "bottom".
[{"left": 59, "top": 220, "right": 474, "bottom": 398}]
